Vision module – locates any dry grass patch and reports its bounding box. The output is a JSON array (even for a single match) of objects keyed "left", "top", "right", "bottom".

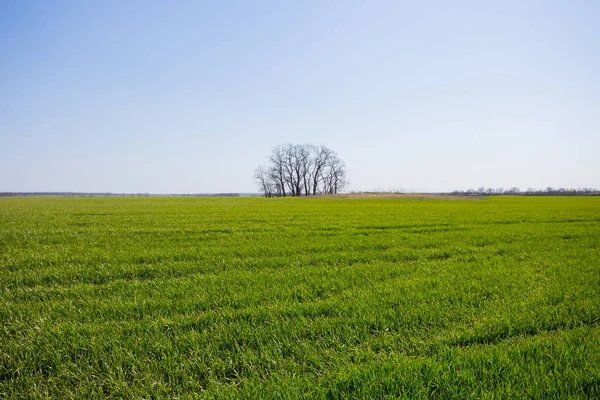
[{"left": 315, "top": 192, "right": 481, "bottom": 200}]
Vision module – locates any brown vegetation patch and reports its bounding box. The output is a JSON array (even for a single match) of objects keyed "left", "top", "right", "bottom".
[{"left": 313, "top": 192, "right": 482, "bottom": 200}]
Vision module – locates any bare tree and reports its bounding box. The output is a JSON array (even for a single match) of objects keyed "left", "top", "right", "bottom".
[
  {"left": 322, "top": 154, "right": 347, "bottom": 194},
  {"left": 254, "top": 143, "right": 347, "bottom": 197},
  {"left": 269, "top": 145, "right": 288, "bottom": 197},
  {"left": 281, "top": 143, "right": 301, "bottom": 196},
  {"left": 254, "top": 165, "right": 275, "bottom": 198},
  {"left": 298, "top": 144, "right": 313, "bottom": 196},
  {"left": 310, "top": 145, "right": 332, "bottom": 195}
]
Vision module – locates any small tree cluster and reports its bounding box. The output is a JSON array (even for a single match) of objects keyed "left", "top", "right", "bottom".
[{"left": 254, "top": 143, "right": 347, "bottom": 197}]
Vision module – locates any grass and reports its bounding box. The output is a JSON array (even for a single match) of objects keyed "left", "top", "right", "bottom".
[{"left": 0, "top": 196, "right": 599, "bottom": 398}]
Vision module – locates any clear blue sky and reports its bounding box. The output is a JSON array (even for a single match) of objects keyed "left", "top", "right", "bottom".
[{"left": 1, "top": 0, "right": 599, "bottom": 193}]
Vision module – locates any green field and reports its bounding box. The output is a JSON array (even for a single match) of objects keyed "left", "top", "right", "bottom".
[{"left": 1, "top": 196, "right": 599, "bottom": 398}]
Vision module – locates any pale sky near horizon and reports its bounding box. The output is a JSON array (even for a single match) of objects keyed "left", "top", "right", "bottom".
[{"left": 1, "top": 0, "right": 599, "bottom": 193}]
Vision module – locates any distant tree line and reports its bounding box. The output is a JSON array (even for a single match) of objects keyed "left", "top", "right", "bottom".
[
  {"left": 254, "top": 143, "right": 347, "bottom": 197},
  {"left": 450, "top": 187, "right": 600, "bottom": 196},
  {"left": 0, "top": 192, "right": 242, "bottom": 197}
]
